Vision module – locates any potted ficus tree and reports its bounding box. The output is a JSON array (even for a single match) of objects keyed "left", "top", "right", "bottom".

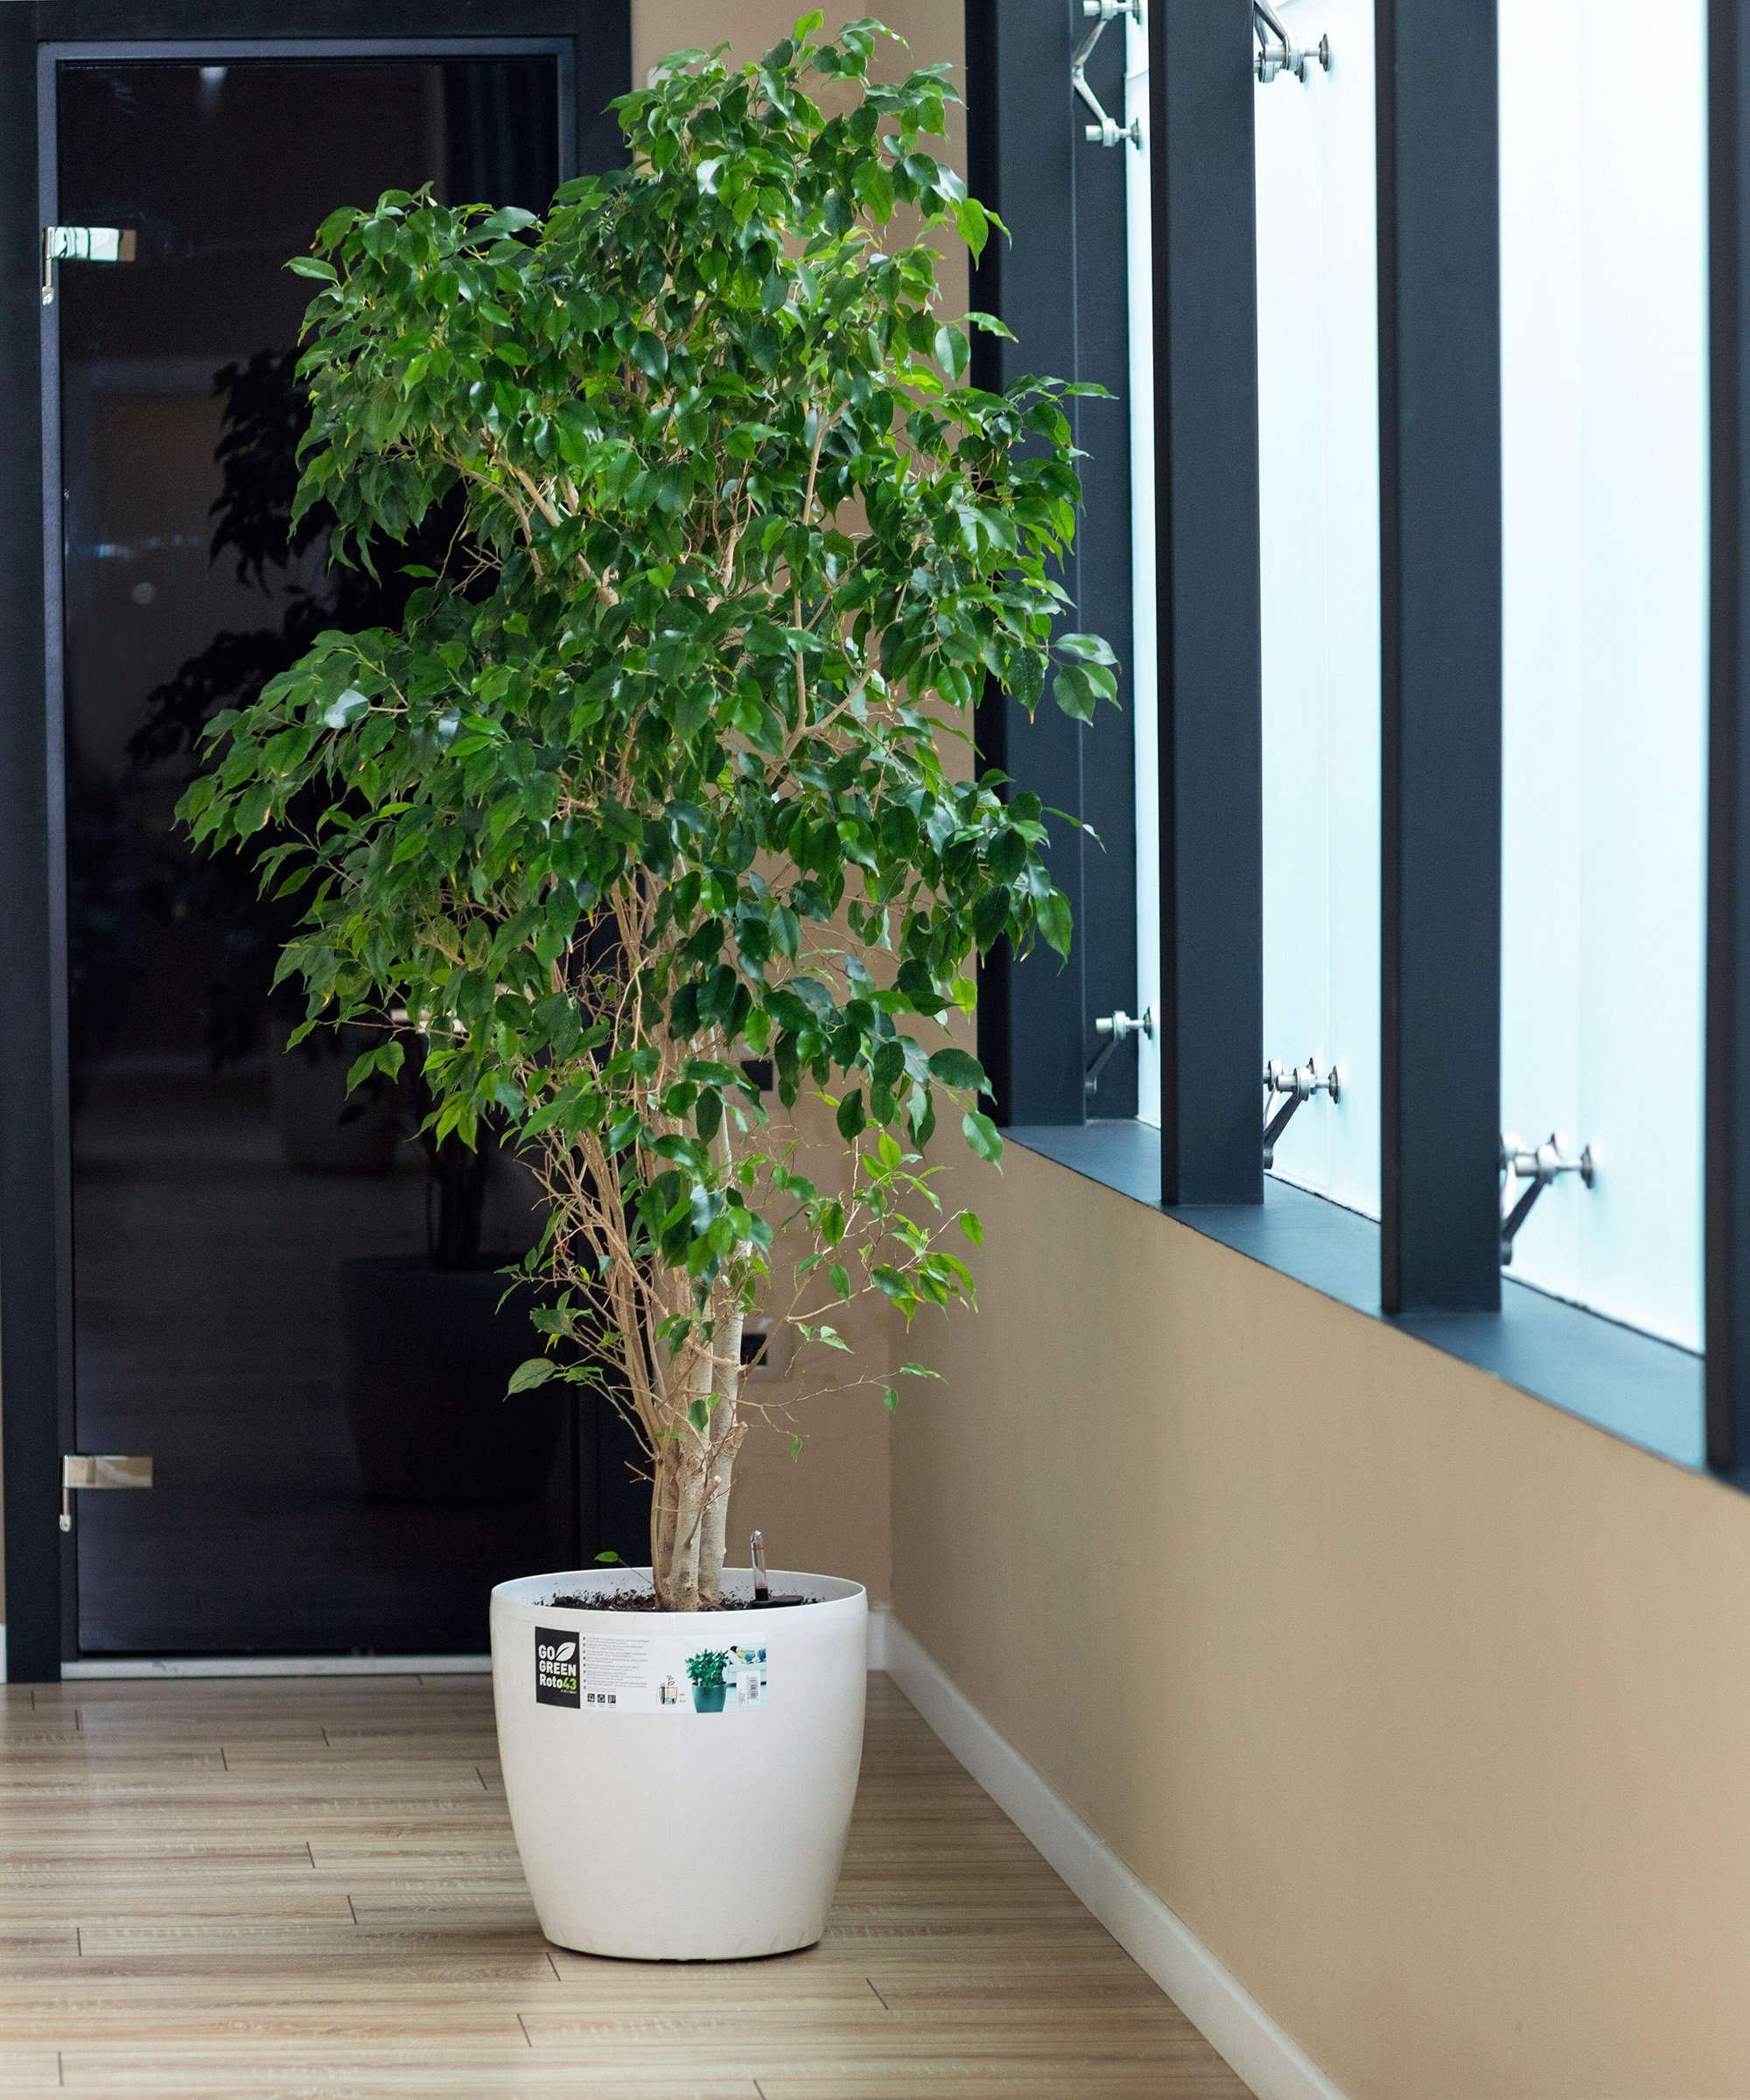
[{"left": 182, "top": 16, "right": 1116, "bottom": 1960}]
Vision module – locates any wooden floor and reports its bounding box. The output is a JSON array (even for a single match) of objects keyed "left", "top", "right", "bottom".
[{"left": 0, "top": 1671, "right": 1251, "bottom": 2098}]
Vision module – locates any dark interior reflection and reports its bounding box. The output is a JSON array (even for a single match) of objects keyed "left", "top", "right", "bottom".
[{"left": 55, "top": 57, "right": 631, "bottom": 1656}]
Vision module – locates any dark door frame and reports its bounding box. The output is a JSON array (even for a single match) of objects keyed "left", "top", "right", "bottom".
[{"left": 0, "top": 3, "right": 630, "bottom": 1684}]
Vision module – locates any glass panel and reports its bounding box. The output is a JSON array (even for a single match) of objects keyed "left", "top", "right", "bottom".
[
  {"left": 1253, "top": 0, "right": 1382, "bottom": 1217},
  {"left": 56, "top": 55, "right": 588, "bottom": 1655},
  {"left": 1125, "top": 5, "right": 1161, "bottom": 1130},
  {"left": 1498, "top": 3, "right": 1707, "bottom": 1395}
]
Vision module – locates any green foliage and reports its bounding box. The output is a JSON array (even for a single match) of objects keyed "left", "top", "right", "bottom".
[
  {"left": 180, "top": 17, "right": 1114, "bottom": 1450},
  {"left": 684, "top": 1647, "right": 733, "bottom": 1688}
]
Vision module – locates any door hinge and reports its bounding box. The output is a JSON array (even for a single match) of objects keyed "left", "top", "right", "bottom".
[
  {"left": 60, "top": 1452, "right": 153, "bottom": 1531},
  {"left": 41, "top": 225, "right": 137, "bottom": 306}
]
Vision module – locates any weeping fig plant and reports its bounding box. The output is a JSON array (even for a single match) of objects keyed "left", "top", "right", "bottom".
[{"left": 181, "top": 15, "right": 1118, "bottom": 1610}]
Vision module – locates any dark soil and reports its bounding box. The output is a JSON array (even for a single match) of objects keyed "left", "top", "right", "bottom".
[{"left": 545, "top": 1589, "right": 816, "bottom": 1612}]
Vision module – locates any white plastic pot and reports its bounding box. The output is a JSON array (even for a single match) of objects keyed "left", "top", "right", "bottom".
[{"left": 490, "top": 1567, "right": 867, "bottom": 1960}]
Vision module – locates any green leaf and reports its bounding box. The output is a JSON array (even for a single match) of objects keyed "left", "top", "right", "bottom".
[
  {"left": 962, "top": 1110, "right": 1004, "bottom": 1164},
  {"left": 323, "top": 687, "right": 371, "bottom": 731},
  {"left": 1052, "top": 667, "right": 1097, "bottom": 724},
  {"left": 836, "top": 1088, "right": 867, "bottom": 1142},
  {"left": 594, "top": 1549, "right": 623, "bottom": 1564},
  {"left": 1037, "top": 887, "right": 1074, "bottom": 958},
  {"left": 1056, "top": 631, "right": 1118, "bottom": 666},
  {"left": 883, "top": 1387, "right": 898, "bottom": 1412},
  {"left": 928, "top": 1046, "right": 988, "bottom": 1093},
  {"left": 508, "top": 1358, "right": 556, "bottom": 1394},
  {"left": 954, "top": 199, "right": 990, "bottom": 260},
  {"left": 232, "top": 781, "right": 273, "bottom": 837},
  {"left": 655, "top": 464, "right": 693, "bottom": 514},
  {"left": 933, "top": 324, "right": 969, "bottom": 383}
]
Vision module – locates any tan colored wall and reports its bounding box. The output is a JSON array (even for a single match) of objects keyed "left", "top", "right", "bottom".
[
  {"left": 724, "top": 1088, "right": 895, "bottom": 1603},
  {"left": 892, "top": 1141, "right": 1750, "bottom": 2099}
]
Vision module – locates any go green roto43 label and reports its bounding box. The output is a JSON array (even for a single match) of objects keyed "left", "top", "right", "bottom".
[{"left": 535, "top": 1628, "right": 769, "bottom": 1712}]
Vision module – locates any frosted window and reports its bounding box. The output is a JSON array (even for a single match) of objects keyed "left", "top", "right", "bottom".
[
  {"left": 1253, "top": 0, "right": 1381, "bottom": 1215},
  {"left": 1499, "top": 0, "right": 1707, "bottom": 1368},
  {"left": 1127, "top": 4, "right": 1161, "bottom": 1130}
]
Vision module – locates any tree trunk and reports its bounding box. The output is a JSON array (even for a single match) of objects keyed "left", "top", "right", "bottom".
[
  {"left": 650, "top": 1302, "right": 746, "bottom": 1610},
  {"left": 651, "top": 1334, "right": 717, "bottom": 1610}
]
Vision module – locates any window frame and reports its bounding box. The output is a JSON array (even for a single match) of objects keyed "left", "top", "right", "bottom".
[
  {"left": 975, "top": 0, "right": 1732, "bottom": 1486},
  {"left": 1708, "top": 0, "right": 1750, "bottom": 1477}
]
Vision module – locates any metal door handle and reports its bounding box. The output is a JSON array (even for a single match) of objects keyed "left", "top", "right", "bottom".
[
  {"left": 41, "top": 225, "right": 137, "bottom": 305},
  {"left": 60, "top": 1453, "right": 152, "bottom": 1531}
]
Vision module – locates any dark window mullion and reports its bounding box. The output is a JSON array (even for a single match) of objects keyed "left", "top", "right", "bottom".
[
  {"left": 968, "top": 0, "right": 1088, "bottom": 1130},
  {"left": 1707, "top": 0, "right": 1750, "bottom": 1473},
  {"left": 1376, "top": 0, "right": 1502, "bottom": 1311},
  {"left": 1152, "top": 0, "right": 1264, "bottom": 1206}
]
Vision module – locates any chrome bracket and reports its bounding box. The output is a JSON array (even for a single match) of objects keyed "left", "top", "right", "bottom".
[
  {"left": 1086, "top": 1006, "right": 1154, "bottom": 1097},
  {"left": 1499, "top": 1133, "right": 1594, "bottom": 1265},
  {"left": 1263, "top": 1057, "right": 1339, "bottom": 1167},
  {"left": 1074, "top": 0, "right": 1144, "bottom": 150},
  {"left": 60, "top": 1452, "right": 153, "bottom": 1532},
  {"left": 41, "top": 224, "right": 136, "bottom": 306},
  {"left": 1255, "top": 0, "right": 1331, "bottom": 84}
]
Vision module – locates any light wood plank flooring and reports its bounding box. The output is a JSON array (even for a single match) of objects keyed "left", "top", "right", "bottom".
[{"left": 0, "top": 1672, "right": 1251, "bottom": 2098}]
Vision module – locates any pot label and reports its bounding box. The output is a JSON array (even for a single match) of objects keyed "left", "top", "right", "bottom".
[
  {"left": 536, "top": 1630, "right": 769, "bottom": 1714},
  {"left": 534, "top": 1628, "right": 580, "bottom": 1708}
]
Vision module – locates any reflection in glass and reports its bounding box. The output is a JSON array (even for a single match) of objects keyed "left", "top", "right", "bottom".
[{"left": 56, "top": 57, "right": 596, "bottom": 1655}]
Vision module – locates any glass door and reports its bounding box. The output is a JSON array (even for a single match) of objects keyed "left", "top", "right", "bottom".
[{"left": 46, "top": 46, "right": 621, "bottom": 1656}]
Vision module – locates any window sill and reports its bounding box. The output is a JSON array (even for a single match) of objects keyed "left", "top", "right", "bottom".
[{"left": 1005, "top": 1121, "right": 1705, "bottom": 1474}]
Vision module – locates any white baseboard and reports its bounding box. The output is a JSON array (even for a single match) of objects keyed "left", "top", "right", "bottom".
[
  {"left": 62, "top": 1654, "right": 492, "bottom": 1680},
  {"left": 865, "top": 1600, "right": 890, "bottom": 1671},
  {"left": 884, "top": 1617, "right": 1349, "bottom": 2100}
]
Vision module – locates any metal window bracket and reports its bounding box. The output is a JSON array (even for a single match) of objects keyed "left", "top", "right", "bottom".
[
  {"left": 41, "top": 224, "right": 136, "bottom": 306},
  {"left": 1074, "top": 0, "right": 1144, "bottom": 150},
  {"left": 1263, "top": 1057, "right": 1339, "bottom": 1167},
  {"left": 1086, "top": 1006, "right": 1153, "bottom": 1096},
  {"left": 1499, "top": 1132, "right": 1594, "bottom": 1266},
  {"left": 1254, "top": 0, "right": 1330, "bottom": 84}
]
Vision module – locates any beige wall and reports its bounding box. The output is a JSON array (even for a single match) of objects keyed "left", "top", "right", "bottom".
[
  {"left": 892, "top": 1142, "right": 1750, "bottom": 2099},
  {"left": 724, "top": 1088, "right": 895, "bottom": 1603}
]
